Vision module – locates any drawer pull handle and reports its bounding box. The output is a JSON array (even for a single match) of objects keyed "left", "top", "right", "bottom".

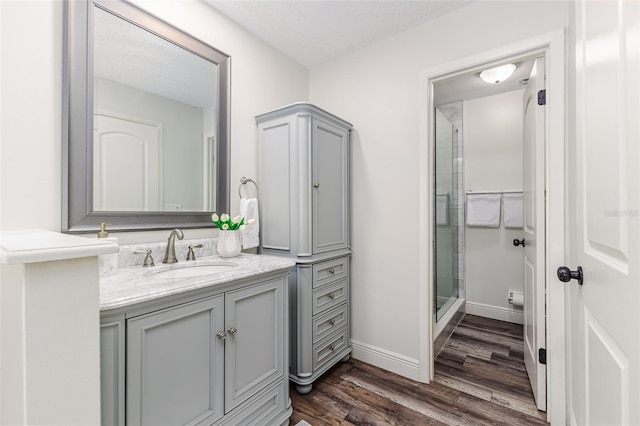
[
  {"left": 216, "top": 331, "right": 226, "bottom": 340},
  {"left": 329, "top": 319, "right": 335, "bottom": 326},
  {"left": 328, "top": 293, "right": 335, "bottom": 299},
  {"left": 329, "top": 344, "right": 335, "bottom": 351},
  {"left": 227, "top": 327, "right": 237, "bottom": 335},
  {"left": 328, "top": 268, "right": 336, "bottom": 274}
]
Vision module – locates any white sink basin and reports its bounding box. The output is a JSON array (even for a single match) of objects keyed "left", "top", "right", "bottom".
[{"left": 147, "top": 262, "right": 239, "bottom": 279}]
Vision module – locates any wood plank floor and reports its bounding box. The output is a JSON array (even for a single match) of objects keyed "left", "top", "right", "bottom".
[{"left": 289, "top": 314, "right": 547, "bottom": 425}]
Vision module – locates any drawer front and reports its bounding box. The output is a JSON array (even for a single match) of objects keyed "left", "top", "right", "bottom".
[
  {"left": 312, "top": 256, "right": 349, "bottom": 288},
  {"left": 312, "top": 304, "right": 348, "bottom": 344},
  {"left": 312, "top": 327, "right": 348, "bottom": 371},
  {"left": 312, "top": 279, "right": 348, "bottom": 315}
]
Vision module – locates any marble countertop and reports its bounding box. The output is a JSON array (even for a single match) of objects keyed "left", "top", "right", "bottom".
[
  {"left": 1, "top": 229, "right": 118, "bottom": 265},
  {"left": 100, "top": 253, "right": 295, "bottom": 312}
]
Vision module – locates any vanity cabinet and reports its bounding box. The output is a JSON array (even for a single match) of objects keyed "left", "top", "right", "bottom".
[
  {"left": 257, "top": 103, "right": 352, "bottom": 394},
  {"left": 100, "top": 272, "right": 290, "bottom": 426},
  {"left": 126, "top": 295, "right": 226, "bottom": 425}
]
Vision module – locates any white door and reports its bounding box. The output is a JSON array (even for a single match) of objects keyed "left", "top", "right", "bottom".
[
  {"left": 569, "top": 1, "right": 640, "bottom": 424},
  {"left": 522, "top": 57, "right": 546, "bottom": 412},
  {"left": 94, "top": 115, "right": 160, "bottom": 211}
]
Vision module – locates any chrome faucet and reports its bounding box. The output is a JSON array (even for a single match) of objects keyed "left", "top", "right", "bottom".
[{"left": 162, "top": 228, "right": 184, "bottom": 264}]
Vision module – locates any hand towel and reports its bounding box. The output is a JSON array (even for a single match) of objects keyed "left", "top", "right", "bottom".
[
  {"left": 436, "top": 193, "right": 449, "bottom": 226},
  {"left": 239, "top": 198, "right": 260, "bottom": 249},
  {"left": 466, "top": 193, "right": 501, "bottom": 228},
  {"left": 503, "top": 192, "right": 524, "bottom": 228}
]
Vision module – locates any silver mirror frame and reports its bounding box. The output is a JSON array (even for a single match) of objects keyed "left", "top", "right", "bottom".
[{"left": 62, "top": 0, "right": 230, "bottom": 233}]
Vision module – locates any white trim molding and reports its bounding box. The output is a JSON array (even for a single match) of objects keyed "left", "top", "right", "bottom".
[
  {"left": 418, "top": 28, "right": 566, "bottom": 426},
  {"left": 465, "top": 301, "right": 524, "bottom": 325},
  {"left": 350, "top": 339, "right": 421, "bottom": 381}
]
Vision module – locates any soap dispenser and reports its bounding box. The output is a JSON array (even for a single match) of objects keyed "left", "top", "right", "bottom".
[{"left": 97, "top": 222, "right": 119, "bottom": 277}]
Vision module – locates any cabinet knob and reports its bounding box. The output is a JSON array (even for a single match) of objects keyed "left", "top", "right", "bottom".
[
  {"left": 216, "top": 331, "right": 226, "bottom": 340},
  {"left": 329, "top": 344, "right": 335, "bottom": 351},
  {"left": 313, "top": 183, "right": 320, "bottom": 188},
  {"left": 227, "top": 327, "right": 238, "bottom": 335},
  {"left": 328, "top": 268, "right": 335, "bottom": 274},
  {"left": 329, "top": 319, "right": 335, "bottom": 326},
  {"left": 328, "top": 293, "right": 335, "bottom": 299}
]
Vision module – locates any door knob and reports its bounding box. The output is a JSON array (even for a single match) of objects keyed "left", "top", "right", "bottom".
[
  {"left": 557, "top": 266, "right": 584, "bottom": 285},
  {"left": 513, "top": 238, "right": 525, "bottom": 247}
]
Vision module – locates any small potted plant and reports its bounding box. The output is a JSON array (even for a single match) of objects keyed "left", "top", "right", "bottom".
[{"left": 212, "top": 213, "right": 255, "bottom": 257}]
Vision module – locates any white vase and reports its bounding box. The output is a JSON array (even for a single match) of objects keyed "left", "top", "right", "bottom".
[{"left": 217, "top": 230, "right": 241, "bottom": 258}]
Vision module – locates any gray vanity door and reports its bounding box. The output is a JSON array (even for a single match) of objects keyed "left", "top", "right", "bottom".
[
  {"left": 224, "top": 279, "right": 284, "bottom": 413},
  {"left": 312, "top": 117, "right": 349, "bottom": 254},
  {"left": 100, "top": 316, "right": 125, "bottom": 426},
  {"left": 126, "top": 295, "right": 225, "bottom": 426}
]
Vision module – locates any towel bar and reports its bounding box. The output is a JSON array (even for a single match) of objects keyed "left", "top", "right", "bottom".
[{"left": 466, "top": 189, "right": 523, "bottom": 195}]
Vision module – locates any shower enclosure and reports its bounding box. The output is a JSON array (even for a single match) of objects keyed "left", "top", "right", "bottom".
[{"left": 434, "top": 106, "right": 464, "bottom": 322}]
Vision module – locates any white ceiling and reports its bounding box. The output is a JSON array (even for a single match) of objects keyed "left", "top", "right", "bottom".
[
  {"left": 204, "top": 1, "right": 536, "bottom": 103},
  {"left": 204, "top": 0, "right": 474, "bottom": 69},
  {"left": 434, "top": 59, "right": 535, "bottom": 105},
  {"left": 94, "top": 1, "right": 537, "bottom": 110}
]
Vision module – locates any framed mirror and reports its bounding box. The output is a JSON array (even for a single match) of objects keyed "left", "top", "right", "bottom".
[{"left": 63, "top": 0, "right": 230, "bottom": 233}]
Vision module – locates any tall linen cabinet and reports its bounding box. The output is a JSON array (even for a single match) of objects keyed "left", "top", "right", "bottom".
[{"left": 257, "top": 103, "right": 352, "bottom": 394}]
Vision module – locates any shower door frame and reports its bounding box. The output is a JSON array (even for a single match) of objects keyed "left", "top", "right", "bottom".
[{"left": 417, "top": 29, "right": 566, "bottom": 425}]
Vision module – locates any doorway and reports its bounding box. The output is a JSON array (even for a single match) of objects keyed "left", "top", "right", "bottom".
[{"left": 417, "top": 29, "right": 566, "bottom": 425}]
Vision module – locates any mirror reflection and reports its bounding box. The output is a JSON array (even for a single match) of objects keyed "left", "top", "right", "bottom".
[
  {"left": 93, "top": 7, "right": 218, "bottom": 212},
  {"left": 63, "top": 0, "right": 230, "bottom": 233}
]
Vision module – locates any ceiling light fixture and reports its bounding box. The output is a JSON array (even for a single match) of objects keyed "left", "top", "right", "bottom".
[{"left": 479, "top": 63, "right": 517, "bottom": 84}]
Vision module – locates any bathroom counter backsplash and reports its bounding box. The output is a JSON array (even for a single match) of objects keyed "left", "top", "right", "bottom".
[
  {"left": 100, "top": 251, "right": 294, "bottom": 312},
  {"left": 117, "top": 237, "right": 218, "bottom": 268}
]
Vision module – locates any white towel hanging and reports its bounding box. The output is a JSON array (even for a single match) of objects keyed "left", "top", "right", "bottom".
[
  {"left": 466, "top": 193, "right": 501, "bottom": 228},
  {"left": 239, "top": 198, "right": 260, "bottom": 249},
  {"left": 436, "top": 193, "right": 449, "bottom": 226},
  {"left": 503, "top": 192, "right": 524, "bottom": 228}
]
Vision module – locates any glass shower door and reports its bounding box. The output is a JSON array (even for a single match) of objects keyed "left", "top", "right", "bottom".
[{"left": 434, "top": 109, "right": 459, "bottom": 322}]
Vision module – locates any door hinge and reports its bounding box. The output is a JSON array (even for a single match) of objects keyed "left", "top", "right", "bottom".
[
  {"left": 537, "top": 89, "right": 546, "bottom": 106},
  {"left": 539, "top": 348, "right": 547, "bottom": 365}
]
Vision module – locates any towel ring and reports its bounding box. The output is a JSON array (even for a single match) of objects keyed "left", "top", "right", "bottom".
[{"left": 238, "top": 177, "right": 259, "bottom": 199}]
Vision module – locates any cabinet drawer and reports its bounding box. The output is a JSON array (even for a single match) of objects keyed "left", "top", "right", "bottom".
[
  {"left": 312, "top": 256, "right": 349, "bottom": 288},
  {"left": 312, "top": 279, "right": 348, "bottom": 315},
  {"left": 312, "top": 304, "right": 348, "bottom": 344},
  {"left": 312, "top": 327, "right": 348, "bottom": 371}
]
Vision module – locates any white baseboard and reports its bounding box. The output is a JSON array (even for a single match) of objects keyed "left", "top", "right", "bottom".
[
  {"left": 350, "top": 339, "right": 420, "bottom": 381},
  {"left": 465, "top": 301, "right": 524, "bottom": 325}
]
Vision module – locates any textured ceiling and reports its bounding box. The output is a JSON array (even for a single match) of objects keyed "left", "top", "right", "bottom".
[
  {"left": 435, "top": 59, "right": 536, "bottom": 106},
  {"left": 204, "top": 0, "right": 474, "bottom": 69},
  {"left": 95, "top": 1, "right": 533, "bottom": 109},
  {"left": 204, "top": 0, "right": 534, "bottom": 102}
]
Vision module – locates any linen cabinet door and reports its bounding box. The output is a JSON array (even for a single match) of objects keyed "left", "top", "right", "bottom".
[
  {"left": 258, "top": 115, "right": 294, "bottom": 254},
  {"left": 312, "top": 117, "right": 349, "bottom": 254},
  {"left": 224, "top": 279, "right": 284, "bottom": 413},
  {"left": 126, "top": 296, "right": 225, "bottom": 426}
]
